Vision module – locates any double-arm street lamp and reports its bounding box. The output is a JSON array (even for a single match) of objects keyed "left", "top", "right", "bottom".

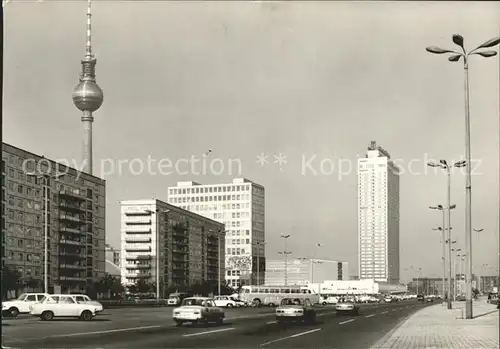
[
  {"left": 27, "top": 171, "right": 66, "bottom": 293},
  {"left": 279, "top": 234, "right": 292, "bottom": 286},
  {"left": 144, "top": 208, "right": 170, "bottom": 301},
  {"left": 426, "top": 34, "right": 500, "bottom": 319},
  {"left": 430, "top": 203, "right": 456, "bottom": 309}
]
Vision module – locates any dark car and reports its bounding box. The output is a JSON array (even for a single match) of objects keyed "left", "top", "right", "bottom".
[{"left": 417, "top": 294, "right": 425, "bottom": 301}]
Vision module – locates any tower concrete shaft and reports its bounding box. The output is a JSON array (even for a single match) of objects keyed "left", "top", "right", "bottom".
[{"left": 72, "top": 0, "right": 103, "bottom": 175}]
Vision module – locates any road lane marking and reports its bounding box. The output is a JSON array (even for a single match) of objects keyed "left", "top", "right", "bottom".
[
  {"left": 317, "top": 312, "right": 335, "bottom": 317},
  {"left": 338, "top": 319, "right": 355, "bottom": 324},
  {"left": 392, "top": 309, "right": 397, "bottom": 312},
  {"left": 365, "top": 314, "right": 376, "bottom": 318},
  {"left": 380, "top": 311, "right": 388, "bottom": 314},
  {"left": 267, "top": 320, "right": 276, "bottom": 324},
  {"left": 182, "top": 327, "right": 235, "bottom": 337},
  {"left": 44, "top": 325, "right": 162, "bottom": 338},
  {"left": 260, "top": 328, "right": 321, "bottom": 346}
]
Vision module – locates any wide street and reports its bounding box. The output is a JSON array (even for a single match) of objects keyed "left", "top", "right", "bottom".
[{"left": 2, "top": 300, "right": 432, "bottom": 348}]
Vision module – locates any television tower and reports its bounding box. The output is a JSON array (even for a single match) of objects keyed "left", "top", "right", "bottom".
[{"left": 72, "top": 0, "right": 103, "bottom": 175}]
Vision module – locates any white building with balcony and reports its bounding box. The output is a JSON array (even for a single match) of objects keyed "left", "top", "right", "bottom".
[
  {"left": 120, "top": 199, "right": 225, "bottom": 290},
  {"left": 168, "top": 178, "right": 265, "bottom": 288}
]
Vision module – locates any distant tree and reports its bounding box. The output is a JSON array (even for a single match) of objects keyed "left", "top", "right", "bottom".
[
  {"left": 2, "top": 266, "right": 22, "bottom": 298},
  {"left": 85, "top": 283, "right": 98, "bottom": 299},
  {"left": 136, "top": 279, "right": 151, "bottom": 294},
  {"left": 110, "top": 278, "right": 125, "bottom": 297},
  {"left": 127, "top": 284, "right": 138, "bottom": 294},
  {"left": 220, "top": 282, "right": 234, "bottom": 296}
]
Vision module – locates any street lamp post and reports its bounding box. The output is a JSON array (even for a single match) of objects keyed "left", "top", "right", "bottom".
[
  {"left": 145, "top": 208, "right": 170, "bottom": 301},
  {"left": 430, "top": 201, "right": 456, "bottom": 309},
  {"left": 279, "top": 234, "right": 291, "bottom": 286},
  {"left": 426, "top": 34, "right": 500, "bottom": 319},
  {"left": 217, "top": 230, "right": 229, "bottom": 295},
  {"left": 416, "top": 267, "right": 422, "bottom": 294},
  {"left": 255, "top": 240, "right": 266, "bottom": 286},
  {"left": 27, "top": 172, "right": 65, "bottom": 293},
  {"left": 432, "top": 226, "right": 447, "bottom": 302},
  {"left": 311, "top": 243, "right": 323, "bottom": 284},
  {"left": 452, "top": 247, "right": 462, "bottom": 300}
]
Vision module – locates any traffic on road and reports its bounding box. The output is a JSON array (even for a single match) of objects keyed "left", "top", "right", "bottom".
[{"left": 2, "top": 294, "right": 433, "bottom": 349}]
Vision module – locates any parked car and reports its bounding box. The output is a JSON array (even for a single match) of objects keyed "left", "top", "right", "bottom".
[
  {"left": 172, "top": 297, "right": 224, "bottom": 327},
  {"left": 417, "top": 294, "right": 425, "bottom": 302},
  {"left": 2, "top": 293, "right": 48, "bottom": 317},
  {"left": 30, "top": 294, "right": 101, "bottom": 321},
  {"left": 213, "top": 296, "right": 237, "bottom": 308},
  {"left": 275, "top": 298, "right": 316, "bottom": 324},
  {"left": 335, "top": 299, "right": 359, "bottom": 315}
]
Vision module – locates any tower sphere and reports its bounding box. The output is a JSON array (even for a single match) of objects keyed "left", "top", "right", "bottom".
[{"left": 72, "top": 80, "right": 104, "bottom": 112}]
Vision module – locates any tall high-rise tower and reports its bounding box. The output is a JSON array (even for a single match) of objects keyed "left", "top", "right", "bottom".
[
  {"left": 72, "top": 0, "right": 103, "bottom": 175},
  {"left": 357, "top": 141, "right": 400, "bottom": 284}
]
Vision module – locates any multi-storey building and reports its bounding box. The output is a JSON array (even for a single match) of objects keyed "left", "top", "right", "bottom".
[
  {"left": 2, "top": 159, "right": 6, "bottom": 269},
  {"left": 358, "top": 141, "right": 400, "bottom": 284},
  {"left": 120, "top": 199, "right": 225, "bottom": 291},
  {"left": 2, "top": 143, "right": 106, "bottom": 293},
  {"left": 168, "top": 178, "right": 265, "bottom": 288},
  {"left": 105, "top": 244, "right": 120, "bottom": 276},
  {"left": 265, "top": 259, "right": 349, "bottom": 286},
  {"left": 480, "top": 275, "right": 499, "bottom": 293}
]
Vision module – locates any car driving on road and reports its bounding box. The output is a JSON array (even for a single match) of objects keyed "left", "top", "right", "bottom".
[
  {"left": 213, "top": 295, "right": 238, "bottom": 308},
  {"left": 335, "top": 298, "right": 360, "bottom": 315},
  {"left": 173, "top": 297, "right": 224, "bottom": 327},
  {"left": 2, "top": 293, "right": 48, "bottom": 317},
  {"left": 275, "top": 297, "right": 316, "bottom": 325},
  {"left": 30, "top": 294, "right": 101, "bottom": 321}
]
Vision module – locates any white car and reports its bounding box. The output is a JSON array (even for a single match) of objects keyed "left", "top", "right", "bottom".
[
  {"left": 321, "top": 296, "right": 338, "bottom": 305},
  {"left": 275, "top": 298, "right": 316, "bottom": 324},
  {"left": 173, "top": 297, "right": 224, "bottom": 327},
  {"left": 30, "top": 294, "right": 100, "bottom": 321},
  {"left": 168, "top": 296, "right": 181, "bottom": 306},
  {"left": 2, "top": 293, "right": 48, "bottom": 317},
  {"left": 336, "top": 300, "right": 360, "bottom": 315},
  {"left": 213, "top": 296, "right": 237, "bottom": 308},
  {"left": 70, "top": 294, "right": 104, "bottom": 313}
]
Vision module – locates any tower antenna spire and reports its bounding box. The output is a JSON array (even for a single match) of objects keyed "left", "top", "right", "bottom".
[
  {"left": 86, "top": 0, "right": 93, "bottom": 59},
  {"left": 72, "top": 0, "right": 103, "bottom": 175}
]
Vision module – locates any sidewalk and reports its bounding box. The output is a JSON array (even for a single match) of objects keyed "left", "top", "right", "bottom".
[{"left": 371, "top": 301, "right": 499, "bottom": 349}]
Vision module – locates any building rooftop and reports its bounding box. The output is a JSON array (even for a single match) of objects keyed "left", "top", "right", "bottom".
[
  {"left": 2, "top": 142, "right": 105, "bottom": 183},
  {"left": 174, "top": 178, "right": 263, "bottom": 188},
  {"left": 120, "top": 199, "right": 225, "bottom": 227}
]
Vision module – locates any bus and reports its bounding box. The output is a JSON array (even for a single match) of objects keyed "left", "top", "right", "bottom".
[{"left": 238, "top": 285, "right": 320, "bottom": 307}]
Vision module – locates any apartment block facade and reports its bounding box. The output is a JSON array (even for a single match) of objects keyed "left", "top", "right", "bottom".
[
  {"left": 2, "top": 143, "right": 106, "bottom": 293},
  {"left": 120, "top": 199, "right": 225, "bottom": 291},
  {"left": 167, "top": 178, "right": 265, "bottom": 288}
]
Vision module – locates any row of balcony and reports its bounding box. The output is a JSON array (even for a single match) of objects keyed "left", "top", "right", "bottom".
[
  {"left": 59, "top": 276, "right": 86, "bottom": 282},
  {"left": 124, "top": 273, "right": 151, "bottom": 278},
  {"left": 125, "top": 220, "right": 152, "bottom": 225},
  {"left": 60, "top": 264, "right": 86, "bottom": 270}
]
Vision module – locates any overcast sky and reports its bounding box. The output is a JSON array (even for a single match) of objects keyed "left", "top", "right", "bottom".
[{"left": 4, "top": 1, "right": 499, "bottom": 280}]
